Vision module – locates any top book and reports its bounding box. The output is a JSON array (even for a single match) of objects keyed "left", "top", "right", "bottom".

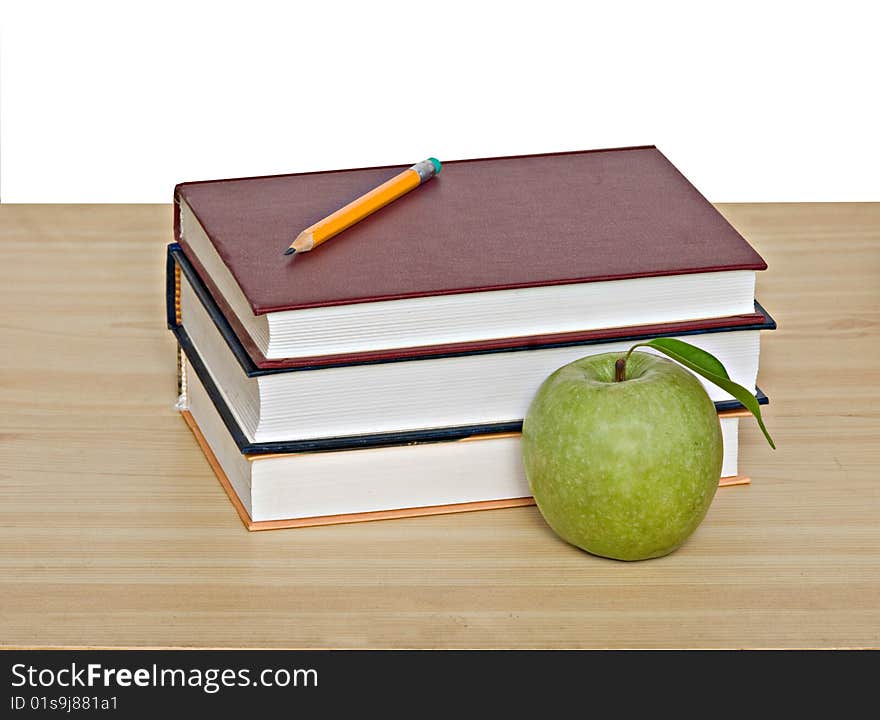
[{"left": 175, "top": 146, "right": 766, "bottom": 362}]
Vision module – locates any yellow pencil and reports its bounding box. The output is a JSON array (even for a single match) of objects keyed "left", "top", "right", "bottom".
[{"left": 284, "top": 158, "right": 442, "bottom": 258}]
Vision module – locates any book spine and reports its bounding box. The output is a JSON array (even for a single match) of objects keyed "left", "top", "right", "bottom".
[
  {"left": 174, "top": 262, "right": 182, "bottom": 326},
  {"left": 175, "top": 345, "right": 189, "bottom": 411},
  {"left": 167, "top": 246, "right": 189, "bottom": 409},
  {"left": 165, "top": 242, "right": 182, "bottom": 330}
]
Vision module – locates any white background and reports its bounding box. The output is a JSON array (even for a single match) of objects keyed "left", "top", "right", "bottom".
[{"left": 1, "top": 1, "right": 878, "bottom": 202}]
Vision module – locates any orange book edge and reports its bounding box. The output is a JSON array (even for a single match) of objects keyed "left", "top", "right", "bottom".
[{"left": 180, "top": 409, "right": 749, "bottom": 532}]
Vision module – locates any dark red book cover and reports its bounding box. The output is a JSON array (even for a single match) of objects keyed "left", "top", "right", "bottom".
[{"left": 174, "top": 146, "right": 767, "bottom": 315}]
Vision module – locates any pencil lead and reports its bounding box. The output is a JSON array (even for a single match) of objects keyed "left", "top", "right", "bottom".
[{"left": 284, "top": 247, "right": 296, "bottom": 257}]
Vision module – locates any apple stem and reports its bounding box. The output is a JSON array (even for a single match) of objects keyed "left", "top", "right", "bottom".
[{"left": 614, "top": 357, "right": 627, "bottom": 382}]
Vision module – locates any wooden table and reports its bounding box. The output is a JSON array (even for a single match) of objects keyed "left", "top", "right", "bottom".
[{"left": 1, "top": 204, "right": 878, "bottom": 649}]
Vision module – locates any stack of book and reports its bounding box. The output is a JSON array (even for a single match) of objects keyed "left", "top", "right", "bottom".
[{"left": 167, "top": 146, "right": 774, "bottom": 530}]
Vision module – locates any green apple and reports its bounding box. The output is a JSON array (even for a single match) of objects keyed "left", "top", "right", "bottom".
[{"left": 522, "top": 351, "right": 722, "bottom": 561}]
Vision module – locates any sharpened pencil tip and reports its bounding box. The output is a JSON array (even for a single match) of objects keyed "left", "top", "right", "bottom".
[{"left": 284, "top": 247, "right": 296, "bottom": 257}]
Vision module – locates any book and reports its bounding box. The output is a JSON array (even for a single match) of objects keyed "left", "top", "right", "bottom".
[
  {"left": 169, "top": 243, "right": 773, "bottom": 448},
  {"left": 179, "top": 352, "right": 751, "bottom": 530},
  {"left": 175, "top": 290, "right": 770, "bottom": 450},
  {"left": 174, "top": 146, "right": 767, "bottom": 363}
]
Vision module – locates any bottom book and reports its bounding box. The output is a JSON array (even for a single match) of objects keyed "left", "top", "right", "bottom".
[{"left": 180, "top": 357, "right": 752, "bottom": 531}]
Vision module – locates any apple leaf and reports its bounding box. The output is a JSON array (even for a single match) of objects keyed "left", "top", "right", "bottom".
[{"left": 627, "top": 337, "right": 775, "bottom": 449}]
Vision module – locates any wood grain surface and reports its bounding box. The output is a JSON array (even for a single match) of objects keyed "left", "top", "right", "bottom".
[{"left": 0, "top": 203, "right": 878, "bottom": 649}]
